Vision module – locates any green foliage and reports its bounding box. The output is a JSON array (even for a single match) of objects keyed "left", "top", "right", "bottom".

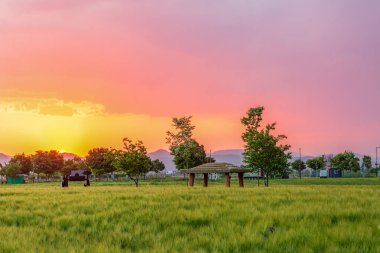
[
  {"left": 171, "top": 139, "right": 207, "bottom": 170},
  {"left": 32, "top": 150, "right": 64, "bottom": 178},
  {"left": 166, "top": 116, "right": 207, "bottom": 170},
  {"left": 331, "top": 151, "right": 360, "bottom": 172},
  {"left": 86, "top": 148, "right": 116, "bottom": 176},
  {"left": 291, "top": 160, "right": 306, "bottom": 178},
  {"left": 362, "top": 155, "right": 372, "bottom": 171},
  {"left": 151, "top": 159, "right": 165, "bottom": 173},
  {"left": 306, "top": 156, "right": 326, "bottom": 172},
  {"left": 9, "top": 153, "right": 32, "bottom": 174},
  {"left": 2, "top": 161, "right": 22, "bottom": 177},
  {"left": 113, "top": 138, "right": 152, "bottom": 187},
  {"left": 241, "top": 106, "right": 291, "bottom": 186},
  {"left": 166, "top": 116, "right": 195, "bottom": 147}
]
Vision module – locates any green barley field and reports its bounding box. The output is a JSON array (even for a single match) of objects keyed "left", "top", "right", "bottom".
[{"left": 0, "top": 178, "right": 379, "bottom": 253}]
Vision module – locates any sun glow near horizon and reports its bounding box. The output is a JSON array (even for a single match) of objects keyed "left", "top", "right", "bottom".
[{"left": 0, "top": 97, "right": 244, "bottom": 156}]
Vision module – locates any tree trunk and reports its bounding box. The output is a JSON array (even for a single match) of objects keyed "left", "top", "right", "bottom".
[{"left": 299, "top": 170, "right": 302, "bottom": 179}]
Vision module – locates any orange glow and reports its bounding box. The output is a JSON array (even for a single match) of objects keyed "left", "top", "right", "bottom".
[{"left": 0, "top": 97, "right": 244, "bottom": 156}]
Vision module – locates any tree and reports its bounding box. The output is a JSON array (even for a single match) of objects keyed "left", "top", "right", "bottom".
[
  {"left": 291, "top": 159, "right": 306, "bottom": 179},
  {"left": 166, "top": 116, "right": 207, "bottom": 170},
  {"left": 306, "top": 156, "right": 326, "bottom": 176},
  {"left": 362, "top": 155, "right": 372, "bottom": 173},
  {"left": 32, "top": 150, "right": 64, "bottom": 180},
  {"left": 151, "top": 159, "right": 165, "bottom": 173},
  {"left": 0, "top": 163, "right": 4, "bottom": 183},
  {"left": 62, "top": 156, "right": 89, "bottom": 176},
  {"left": 31, "top": 151, "right": 49, "bottom": 180},
  {"left": 9, "top": 153, "right": 32, "bottom": 174},
  {"left": 47, "top": 150, "right": 64, "bottom": 177},
  {"left": 330, "top": 151, "right": 360, "bottom": 174},
  {"left": 86, "top": 148, "right": 116, "bottom": 177},
  {"left": 241, "top": 106, "right": 292, "bottom": 187},
  {"left": 2, "top": 161, "right": 22, "bottom": 177},
  {"left": 166, "top": 116, "right": 195, "bottom": 147},
  {"left": 171, "top": 139, "right": 207, "bottom": 170},
  {"left": 113, "top": 138, "right": 152, "bottom": 187}
]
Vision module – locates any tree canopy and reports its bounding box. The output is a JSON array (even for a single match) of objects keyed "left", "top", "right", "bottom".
[
  {"left": 166, "top": 116, "right": 207, "bottom": 170},
  {"left": 291, "top": 159, "right": 306, "bottom": 179},
  {"left": 306, "top": 156, "right": 326, "bottom": 174},
  {"left": 2, "top": 161, "right": 22, "bottom": 177},
  {"left": 32, "top": 150, "right": 64, "bottom": 179},
  {"left": 151, "top": 159, "right": 165, "bottom": 173},
  {"left": 9, "top": 153, "right": 32, "bottom": 174},
  {"left": 86, "top": 148, "right": 117, "bottom": 176},
  {"left": 330, "top": 151, "right": 360, "bottom": 173},
  {"left": 362, "top": 155, "right": 372, "bottom": 172},
  {"left": 113, "top": 138, "right": 153, "bottom": 187},
  {"left": 241, "top": 106, "right": 291, "bottom": 186}
]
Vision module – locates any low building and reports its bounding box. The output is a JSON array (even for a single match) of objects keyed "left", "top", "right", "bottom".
[
  {"left": 329, "top": 168, "right": 342, "bottom": 178},
  {"left": 7, "top": 175, "right": 25, "bottom": 184}
]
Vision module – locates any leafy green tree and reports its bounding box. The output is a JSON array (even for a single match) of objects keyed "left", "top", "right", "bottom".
[
  {"left": 166, "top": 116, "right": 207, "bottom": 170},
  {"left": 86, "top": 148, "right": 116, "bottom": 177},
  {"left": 306, "top": 156, "right": 326, "bottom": 176},
  {"left": 9, "top": 153, "right": 32, "bottom": 174},
  {"left": 362, "top": 155, "right": 372, "bottom": 172},
  {"left": 171, "top": 139, "right": 207, "bottom": 170},
  {"left": 330, "top": 151, "right": 360, "bottom": 174},
  {"left": 241, "top": 106, "right": 292, "bottom": 187},
  {"left": 3, "top": 161, "right": 22, "bottom": 177},
  {"left": 151, "top": 159, "right": 165, "bottom": 173},
  {"left": 166, "top": 116, "right": 195, "bottom": 147},
  {"left": 291, "top": 159, "right": 306, "bottom": 179},
  {"left": 113, "top": 138, "right": 152, "bottom": 187}
]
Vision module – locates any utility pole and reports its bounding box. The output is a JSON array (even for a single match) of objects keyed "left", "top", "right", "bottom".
[
  {"left": 376, "top": 147, "right": 380, "bottom": 178},
  {"left": 299, "top": 148, "right": 302, "bottom": 179}
]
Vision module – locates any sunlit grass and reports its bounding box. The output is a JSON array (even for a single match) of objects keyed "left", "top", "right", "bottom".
[{"left": 0, "top": 178, "right": 379, "bottom": 252}]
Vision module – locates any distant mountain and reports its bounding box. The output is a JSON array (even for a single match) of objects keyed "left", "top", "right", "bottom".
[
  {"left": 212, "top": 149, "right": 244, "bottom": 165},
  {"left": 147, "top": 149, "right": 245, "bottom": 171},
  {"left": 148, "top": 149, "right": 176, "bottom": 172},
  {"left": 0, "top": 153, "right": 11, "bottom": 165},
  {"left": 289, "top": 153, "right": 315, "bottom": 163}
]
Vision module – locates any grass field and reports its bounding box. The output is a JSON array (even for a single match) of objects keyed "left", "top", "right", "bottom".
[{"left": 0, "top": 178, "right": 379, "bottom": 252}]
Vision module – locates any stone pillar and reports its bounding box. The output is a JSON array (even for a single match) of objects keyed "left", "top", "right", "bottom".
[
  {"left": 225, "top": 173, "right": 230, "bottom": 187},
  {"left": 189, "top": 173, "right": 195, "bottom": 187},
  {"left": 203, "top": 173, "right": 208, "bottom": 187},
  {"left": 238, "top": 172, "right": 244, "bottom": 187}
]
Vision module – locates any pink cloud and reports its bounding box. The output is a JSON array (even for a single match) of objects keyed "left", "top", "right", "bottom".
[{"left": 0, "top": 0, "right": 379, "bottom": 155}]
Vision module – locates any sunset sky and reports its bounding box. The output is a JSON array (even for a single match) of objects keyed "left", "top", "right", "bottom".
[{"left": 0, "top": 0, "right": 379, "bottom": 156}]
